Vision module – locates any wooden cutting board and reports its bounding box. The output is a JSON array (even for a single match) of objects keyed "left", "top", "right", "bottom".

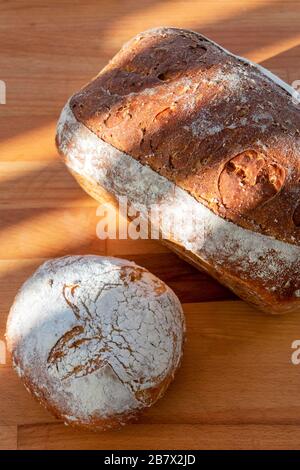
[{"left": 0, "top": 0, "right": 300, "bottom": 450}]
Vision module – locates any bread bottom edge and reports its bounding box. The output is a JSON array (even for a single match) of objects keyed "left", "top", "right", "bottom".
[{"left": 67, "top": 167, "right": 298, "bottom": 315}]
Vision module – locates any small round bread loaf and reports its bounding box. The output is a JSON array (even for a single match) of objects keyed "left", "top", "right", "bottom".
[{"left": 6, "top": 255, "right": 185, "bottom": 431}]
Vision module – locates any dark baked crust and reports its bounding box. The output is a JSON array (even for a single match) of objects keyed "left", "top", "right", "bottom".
[{"left": 70, "top": 27, "right": 300, "bottom": 246}]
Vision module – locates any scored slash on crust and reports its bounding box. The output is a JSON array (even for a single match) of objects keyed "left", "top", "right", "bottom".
[
  {"left": 47, "top": 284, "right": 107, "bottom": 381},
  {"left": 46, "top": 266, "right": 181, "bottom": 406}
]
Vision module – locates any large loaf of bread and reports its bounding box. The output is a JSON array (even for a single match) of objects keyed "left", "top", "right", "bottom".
[{"left": 56, "top": 27, "right": 300, "bottom": 314}]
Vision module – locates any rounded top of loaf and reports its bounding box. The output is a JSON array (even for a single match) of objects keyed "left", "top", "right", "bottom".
[
  {"left": 6, "top": 255, "right": 184, "bottom": 430},
  {"left": 69, "top": 27, "right": 300, "bottom": 246}
]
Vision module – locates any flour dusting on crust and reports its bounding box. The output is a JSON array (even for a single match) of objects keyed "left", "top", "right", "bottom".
[
  {"left": 69, "top": 27, "right": 300, "bottom": 246},
  {"left": 6, "top": 255, "right": 184, "bottom": 429},
  {"left": 56, "top": 103, "right": 300, "bottom": 310}
]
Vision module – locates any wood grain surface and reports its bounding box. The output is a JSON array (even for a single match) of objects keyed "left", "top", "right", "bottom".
[{"left": 0, "top": 0, "right": 299, "bottom": 450}]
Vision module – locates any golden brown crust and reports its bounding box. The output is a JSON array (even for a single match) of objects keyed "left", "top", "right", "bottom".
[
  {"left": 161, "top": 239, "right": 298, "bottom": 314},
  {"left": 70, "top": 27, "right": 300, "bottom": 246}
]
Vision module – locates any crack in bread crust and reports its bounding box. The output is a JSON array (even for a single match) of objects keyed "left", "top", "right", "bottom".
[
  {"left": 70, "top": 27, "right": 300, "bottom": 245},
  {"left": 56, "top": 101, "right": 300, "bottom": 313},
  {"left": 7, "top": 256, "right": 185, "bottom": 430}
]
